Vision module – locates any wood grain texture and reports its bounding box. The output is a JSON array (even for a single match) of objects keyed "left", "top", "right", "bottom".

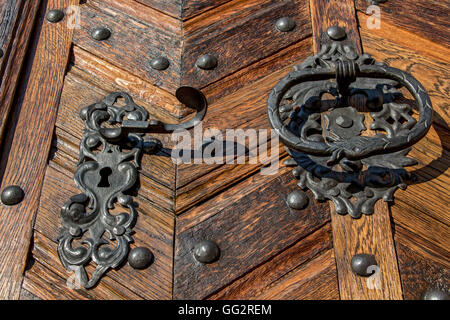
[
  {"left": 356, "top": 0, "right": 450, "bottom": 48},
  {"left": 0, "top": 0, "right": 41, "bottom": 147},
  {"left": 73, "top": 1, "right": 182, "bottom": 92},
  {"left": 182, "top": 0, "right": 311, "bottom": 88},
  {"left": 0, "top": 0, "right": 78, "bottom": 299},
  {"left": 310, "top": 0, "right": 402, "bottom": 300},
  {"left": 135, "top": 0, "right": 232, "bottom": 20},
  {"left": 310, "top": 0, "right": 362, "bottom": 55},
  {"left": 27, "top": 165, "right": 173, "bottom": 299},
  {"left": 209, "top": 224, "right": 335, "bottom": 299},
  {"left": 255, "top": 250, "right": 339, "bottom": 300},
  {"left": 331, "top": 202, "right": 403, "bottom": 299},
  {"left": 394, "top": 226, "right": 450, "bottom": 300},
  {"left": 174, "top": 169, "right": 330, "bottom": 299}
]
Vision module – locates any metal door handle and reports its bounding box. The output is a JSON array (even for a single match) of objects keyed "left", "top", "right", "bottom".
[{"left": 267, "top": 26, "right": 433, "bottom": 218}]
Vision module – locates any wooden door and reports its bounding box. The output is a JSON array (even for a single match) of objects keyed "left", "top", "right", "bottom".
[{"left": 0, "top": 0, "right": 447, "bottom": 300}]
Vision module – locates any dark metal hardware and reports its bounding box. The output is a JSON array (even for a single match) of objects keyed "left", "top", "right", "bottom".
[
  {"left": 150, "top": 56, "right": 170, "bottom": 71},
  {"left": 57, "top": 88, "right": 207, "bottom": 288},
  {"left": 91, "top": 27, "right": 111, "bottom": 41},
  {"left": 267, "top": 26, "right": 433, "bottom": 218},
  {"left": 351, "top": 254, "right": 378, "bottom": 277},
  {"left": 0, "top": 185, "right": 25, "bottom": 206},
  {"left": 287, "top": 190, "right": 309, "bottom": 210},
  {"left": 46, "top": 9, "right": 65, "bottom": 23},
  {"left": 196, "top": 54, "right": 218, "bottom": 70},
  {"left": 193, "top": 240, "right": 220, "bottom": 264},
  {"left": 128, "top": 247, "right": 153, "bottom": 270},
  {"left": 275, "top": 17, "right": 296, "bottom": 32}
]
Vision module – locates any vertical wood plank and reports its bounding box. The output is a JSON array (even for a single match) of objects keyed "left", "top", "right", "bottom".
[
  {"left": 0, "top": 0, "right": 41, "bottom": 146},
  {"left": 0, "top": 0, "right": 78, "bottom": 299},
  {"left": 309, "top": 0, "right": 403, "bottom": 299}
]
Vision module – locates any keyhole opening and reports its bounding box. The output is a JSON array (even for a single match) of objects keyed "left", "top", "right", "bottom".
[{"left": 98, "top": 167, "right": 112, "bottom": 188}]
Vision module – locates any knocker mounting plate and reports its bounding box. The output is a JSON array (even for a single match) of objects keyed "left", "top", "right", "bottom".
[
  {"left": 267, "top": 26, "right": 433, "bottom": 218},
  {"left": 58, "top": 88, "right": 206, "bottom": 288}
]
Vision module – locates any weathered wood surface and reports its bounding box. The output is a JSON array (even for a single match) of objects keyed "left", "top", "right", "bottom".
[
  {"left": 0, "top": 0, "right": 41, "bottom": 147},
  {"left": 310, "top": 0, "right": 362, "bottom": 55},
  {"left": 182, "top": 0, "right": 311, "bottom": 88},
  {"left": 174, "top": 168, "right": 330, "bottom": 299},
  {"left": 394, "top": 226, "right": 450, "bottom": 300},
  {"left": 356, "top": 0, "right": 450, "bottom": 48},
  {"left": 0, "top": 0, "right": 78, "bottom": 299},
  {"left": 309, "top": 0, "right": 403, "bottom": 300},
  {"left": 209, "top": 224, "right": 336, "bottom": 300}
]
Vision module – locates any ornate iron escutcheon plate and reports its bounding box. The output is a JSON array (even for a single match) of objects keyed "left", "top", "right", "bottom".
[
  {"left": 58, "top": 88, "right": 207, "bottom": 288},
  {"left": 267, "top": 27, "right": 433, "bottom": 218}
]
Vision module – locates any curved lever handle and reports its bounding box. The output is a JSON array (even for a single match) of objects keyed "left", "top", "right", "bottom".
[{"left": 267, "top": 62, "right": 433, "bottom": 164}]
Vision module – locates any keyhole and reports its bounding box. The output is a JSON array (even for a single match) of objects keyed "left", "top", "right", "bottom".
[{"left": 98, "top": 167, "right": 112, "bottom": 188}]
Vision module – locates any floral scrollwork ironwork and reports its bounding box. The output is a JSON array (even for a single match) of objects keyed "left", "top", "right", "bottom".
[
  {"left": 58, "top": 88, "right": 207, "bottom": 288},
  {"left": 267, "top": 26, "right": 433, "bottom": 218}
]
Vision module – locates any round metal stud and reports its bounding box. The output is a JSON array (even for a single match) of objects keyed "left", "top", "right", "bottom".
[
  {"left": 1, "top": 185, "right": 25, "bottom": 206},
  {"left": 196, "top": 54, "right": 218, "bottom": 70},
  {"left": 335, "top": 115, "right": 353, "bottom": 128},
  {"left": 351, "top": 253, "right": 377, "bottom": 277},
  {"left": 91, "top": 27, "right": 111, "bottom": 41},
  {"left": 46, "top": 9, "right": 65, "bottom": 23},
  {"left": 326, "top": 26, "right": 347, "bottom": 41},
  {"left": 150, "top": 56, "right": 170, "bottom": 70},
  {"left": 422, "top": 287, "right": 449, "bottom": 300},
  {"left": 287, "top": 190, "right": 309, "bottom": 210},
  {"left": 193, "top": 240, "right": 220, "bottom": 264},
  {"left": 128, "top": 247, "right": 153, "bottom": 269},
  {"left": 275, "top": 17, "right": 296, "bottom": 32}
]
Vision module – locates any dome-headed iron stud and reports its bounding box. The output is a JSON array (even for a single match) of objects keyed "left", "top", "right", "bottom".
[
  {"left": 196, "top": 54, "right": 218, "bottom": 70},
  {"left": 46, "top": 9, "right": 65, "bottom": 23},
  {"left": 275, "top": 17, "right": 296, "bottom": 32},
  {"left": 91, "top": 27, "right": 111, "bottom": 41},
  {"left": 150, "top": 56, "right": 170, "bottom": 70},
  {"left": 287, "top": 190, "right": 309, "bottom": 210},
  {"left": 351, "top": 253, "right": 378, "bottom": 277},
  {"left": 128, "top": 247, "right": 153, "bottom": 269},
  {"left": 1, "top": 185, "right": 25, "bottom": 206},
  {"left": 326, "top": 26, "right": 347, "bottom": 41},
  {"left": 193, "top": 240, "right": 220, "bottom": 264}
]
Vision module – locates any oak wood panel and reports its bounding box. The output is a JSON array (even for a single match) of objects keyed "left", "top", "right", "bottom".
[
  {"left": 173, "top": 169, "right": 330, "bottom": 299},
  {"left": 209, "top": 224, "right": 334, "bottom": 299},
  {"left": 331, "top": 202, "right": 403, "bottom": 299},
  {"left": 310, "top": 0, "right": 362, "bottom": 55},
  {"left": 310, "top": 0, "right": 402, "bottom": 300},
  {"left": 135, "top": 0, "right": 232, "bottom": 20},
  {"left": 29, "top": 165, "right": 173, "bottom": 299},
  {"left": 0, "top": 0, "right": 41, "bottom": 146},
  {"left": 182, "top": 0, "right": 311, "bottom": 88},
  {"left": 356, "top": 0, "right": 450, "bottom": 48},
  {"left": 394, "top": 226, "right": 450, "bottom": 300},
  {"left": 255, "top": 250, "right": 339, "bottom": 300},
  {"left": 73, "top": 1, "right": 182, "bottom": 92},
  {"left": 0, "top": 0, "right": 78, "bottom": 299}
]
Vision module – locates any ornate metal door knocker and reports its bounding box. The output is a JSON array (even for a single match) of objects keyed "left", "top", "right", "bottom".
[
  {"left": 57, "top": 87, "right": 207, "bottom": 288},
  {"left": 267, "top": 26, "right": 433, "bottom": 218}
]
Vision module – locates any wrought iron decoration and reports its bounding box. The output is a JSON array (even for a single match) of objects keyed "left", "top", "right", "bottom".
[
  {"left": 58, "top": 88, "right": 207, "bottom": 288},
  {"left": 267, "top": 26, "right": 433, "bottom": 218}
]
